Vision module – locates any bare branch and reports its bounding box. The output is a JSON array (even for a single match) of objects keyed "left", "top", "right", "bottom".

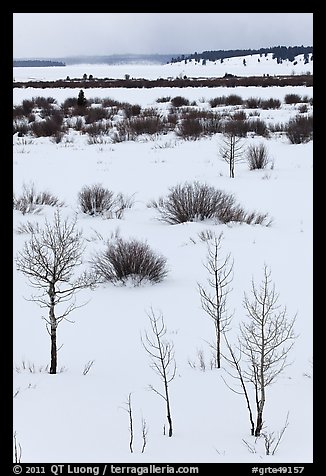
[{"left": 141, "top": 417, "right": 148, "bottom": 454}]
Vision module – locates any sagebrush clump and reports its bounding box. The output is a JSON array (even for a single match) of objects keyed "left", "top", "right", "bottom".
[
  {"left": 150, "top": 181, "right": 271, "bottom": 226},
  {"left": 92, "top": 238, "right": 168, "bottom": 286}
]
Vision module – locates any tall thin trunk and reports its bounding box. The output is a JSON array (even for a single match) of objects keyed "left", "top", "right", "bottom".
[
  {"left": 159, "top": 340, "right": 173, "bottom": 437},
  {"left": 49, "top": 283, "right": 57, "bottom": 374},
  {"left": 214, "top": 267, "right": 221, "bottom": 368},
  {"left": 50, "top": 325, "right": 57, "bottom": 374},
  {"left": 165, "top": 381, "right": 173, "bottom": 437},
  {"left": 230, "top": 136, "right": 235, "bottom": 178},
  {"left": 255, "top": 303, "right": 266, "bottom": 436}
]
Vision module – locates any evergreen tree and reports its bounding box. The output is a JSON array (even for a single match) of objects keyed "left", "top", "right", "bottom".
[{"left": 77, "top": 90, "right": 87, "bottom": 107}]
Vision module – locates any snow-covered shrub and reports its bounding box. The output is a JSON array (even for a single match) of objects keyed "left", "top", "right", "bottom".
[
  {"left": 78, "top": 184, "right": 115, "bottom": 216},
  {"left": 298, "top": 104, "right": 308, "bottom": 114},
  {"left": 116, "top": 113, "right": 165, "bottom": 140},
  {"left": 286, "top": 115, "right": 313, "bottom": 144},
  {"left": 150, "top": 182, "right": 233, "bottom": 224},
  {"left": 13, "top": 120, "right": 30, "bottom": 136},
  {"left": 171, "top": 96, "right": 190, "bottom": 107},
  {"left": 176, "top": 117, "right": 204, "bottom": 139},
  {"left": 84, "top": 122, "right": 111, "bottom": 141},
  {"left": 21, "top": 99, "right": 34, "bottom": 115},
  {"left": 247, "top": 143, "right": 270, "bottom": 170},
  {"left": 156, "top": 96, "right": 171, "bottom": 103},
  {"left": 224, "top": 94, "right": 244, "bottom": 106},
  {"left": 284, "top": 93, "right": 302, "bottom": 104},
  {"left": 61, "top": 97, "right": 78, "bottom": 111},
  {"left": 245, "top": 97, "right": 261, "bottom": 109},
  {"left": 13, "top": 183, "right": 64, "bottom": 215},
  {"left": 223, "top": 119, "right": 249, "bottom": 137},
  {"left": 32, "top": 96, "right": 57, "bottom": 109},
  {"left": 31, "top": 113, "right": 64, "bottom": 137},
  {"left": 260, "top": 98, "right": 281, "bottom": 109},
  {"left": 232, "top": 110, "right": 247, "bottom": 121},
  {"left": 92, "top": 238, "right": 168, "bottom": 286},
  {"left": 209, "top": 94, "right": 243, "bottom": 107},
  {"left": 78, "top": 184, "right": 134, "bottom": 218},
  {"left": 151, "top": 181, "right": 271, "bottom": 226},
  {"left": 85, "top": 106, "right": 110, "bottom": 124},
  {"left": 123, "top": 103, "right": 141, "bottom": 118},
  {"left": 247, "top": 118, "right": 269, "bottom": 137}
]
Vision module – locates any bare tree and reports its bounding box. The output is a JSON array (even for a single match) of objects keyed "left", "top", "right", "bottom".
[
  {"left": 223, "top": 266, "right": 296, "bottom": 437},
  {"left": 16, "top": 210, "right": 97, "bottom": 374},
  {"left": 198, "top": 233, "right": 233, "bottom": 368},
  {"left": 142, "top": 308, "right": 176, "bottom": 437},
  {"left": 219, "top": 132, "right": 246, "bottom": 178}
]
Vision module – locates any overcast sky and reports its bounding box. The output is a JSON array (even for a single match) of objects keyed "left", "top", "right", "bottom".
[{"left": 13, "top": 13, "right": 313, "bottom": 58}]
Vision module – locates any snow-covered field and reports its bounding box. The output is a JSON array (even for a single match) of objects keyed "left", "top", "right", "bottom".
[
  {"left": 13, "top": 62, "right": 313, "bottom": 464},
  {"left": 13, "top": 53, "right": 313, "bottom": 82}
]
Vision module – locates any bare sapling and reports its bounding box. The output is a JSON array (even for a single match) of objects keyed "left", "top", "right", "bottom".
[
  {"left": 124, "top": 393, "right": 134, "bottom": 453},
  {"left": 198, "top": 232, "right": 233, "bottom": 368},
  {"left": 16, "top": 210, "right": 97, "bottom": 374},
  {"left": 219, "top": 132, "right": 246, "bottom": 178},
  {"left": 142, "top": 308, "right": 176, "bottom": 437},
  {"left": 223, "top": 265, "right": 296, "bottom": 437}
]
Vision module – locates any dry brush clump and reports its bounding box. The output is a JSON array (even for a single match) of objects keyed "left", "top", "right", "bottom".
[
  {"left": 91, "top": 238, "right": 168, "bottom": 286},
  {"left": 13, "top": 183, "right": 64, "bottom": 215},
  {"left": 30, "top": 112, "right": 65, "bottom": 138},
  {"left": 247, "top": 118, "right": 269, "bottom": 137},
  {"left": 150, "top": 181, "right": 271, "bottom": 226},
  {"left": 176, "top": 117, "right": 204, "bottom": 139},
  {"left": 176, "top": 110, "right": 222, "bottom": 138},
  {"left": 284, "top": 93, "right": 302, "bottom": 104},
  {"left": 78, "top": 184, "right": 134, "bottom": 218},
  {"left": 112, "top": 109, "right": 166, "bottom": 141},
  {"left": 285, "top": 115, "right": 313, "bottom": 144},
  {"left": 209, "top": 94, "right": 244, "bottom": 107},
  {"left": 247, "top": 143, "right": 270, "bottom": 170},
  {"left": 171, "top": 96, "right": 190, "bottom": 107}
]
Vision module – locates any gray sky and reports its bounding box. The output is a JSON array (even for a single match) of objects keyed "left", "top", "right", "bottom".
[{"left": 13, "top": 13, "right": 313, "bottom": 58}]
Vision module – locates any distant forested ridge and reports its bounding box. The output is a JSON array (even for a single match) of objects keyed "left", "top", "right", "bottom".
[
  {"left": 13, "top": 60, "right": 66, "bottom": 67},
  {"left": 170, "top": 46, "right": 313, "bottom": 64}
]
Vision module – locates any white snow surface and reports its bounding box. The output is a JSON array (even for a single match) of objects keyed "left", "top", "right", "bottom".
[
  {"left": 13, "top": 68, "right": 313, "bottom": 463},
  {"left": 13, "top": 53, "right": 313, "bottom": 82}
]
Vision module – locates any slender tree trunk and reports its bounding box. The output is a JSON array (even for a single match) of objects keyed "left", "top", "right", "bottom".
[
  {"left": 255, "top": 375, "right": 266, "bottom": 436},
  {"left": 161, "top": 347, "right": 173, "bottom": 437},
  {"left": 255, "top": 318, "right": 266, "bottom": 436},
  {"left": 49, "top": 283, "right": 57, "bottom": 374},
  {"left": 255, "top": 402, "right": 264, "bottom": 437},
  {"left": 214, "top": 268, "right": 221, "bottom": 368},
  {"left": 229, "top": 135, "right": 235, "bottom": 178},
  {"left": 50, "top": 324, "right": 57, "bottom": 374},
  {"left": 165, "top": 382, "right": 173, "bottom": 437}
]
